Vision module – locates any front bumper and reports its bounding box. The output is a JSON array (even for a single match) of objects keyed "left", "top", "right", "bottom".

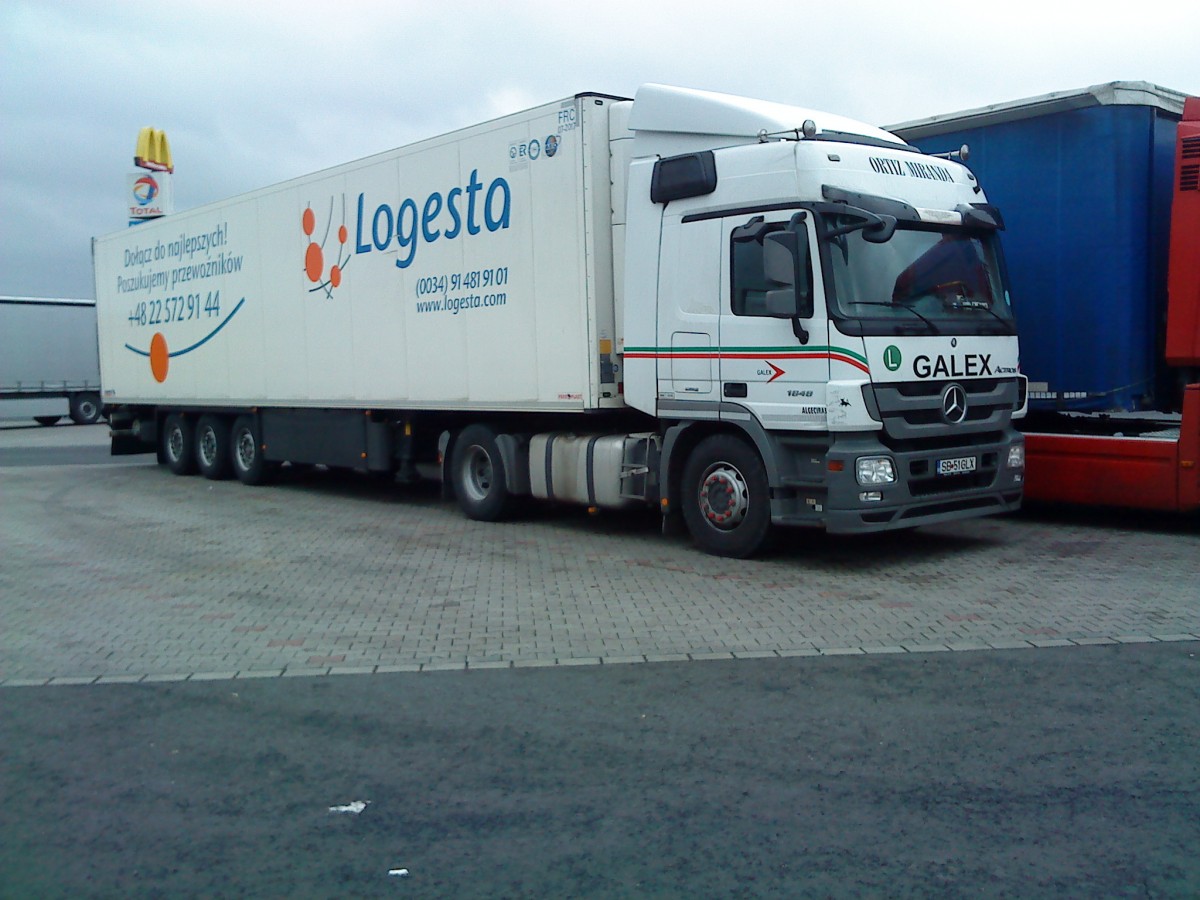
[{"left": 769, "top": 428, "right": 1024, "bottom": 534}]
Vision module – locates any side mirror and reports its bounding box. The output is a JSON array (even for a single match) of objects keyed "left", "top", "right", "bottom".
[
  {"left": 862, "top": 214, "right": 897, "bottom": 243},
  {"left": 763, "top": 231, "right": 798, "bottom": 285},
  {"left": 763, "top": 288, "right": 799, "bottom": 317},
  {"left": 763, "top": 230, "right": 813, "bottom": 318}
]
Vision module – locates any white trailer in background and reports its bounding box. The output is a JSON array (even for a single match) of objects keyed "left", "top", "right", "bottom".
[
  {"left": 0, "top": 297, "right": 103, "bottom": 426},
  {"left": 93, "top": 85, "right": 1026, "bottom": 557}
]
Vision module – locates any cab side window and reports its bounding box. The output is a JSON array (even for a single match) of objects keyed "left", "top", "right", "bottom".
[{"left": 730, "top": 223, "right": 813, "bottom": 317}]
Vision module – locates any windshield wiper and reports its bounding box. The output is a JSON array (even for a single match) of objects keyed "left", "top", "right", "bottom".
[
  {"left": 943, "top": 300, "right": 1015, "bottom": 332},
  {"left": 843, "top": 301, "right": 942, "bottom": 334}
]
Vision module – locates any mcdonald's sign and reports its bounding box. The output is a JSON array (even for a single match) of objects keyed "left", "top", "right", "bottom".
[{"left": 134, "top": 127, "right": 173, "bottom": 173}]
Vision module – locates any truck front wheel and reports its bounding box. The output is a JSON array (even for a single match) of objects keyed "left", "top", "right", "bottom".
[
  {"left": 681, "top": 434, "right": 773, "bottom": 558},
  {"left": 162, "top": 414, "right": 197, "bottom": 476},
  {"left": 196, "top": 415, "right": 232, "bottom": 480},
  {"left": 451, "top": 425, "right": 516, "bottom": 521},
  {"left": 230, "top": 415, "right": 275, "bottom": 486}
]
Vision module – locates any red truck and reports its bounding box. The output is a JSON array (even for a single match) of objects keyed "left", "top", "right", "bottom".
[
  {"left": 1022, "top": 97, "right": 1199, "bottom": 513},
  {"left": 896, "top": 86, "right": 1199, "bottom": 514}
]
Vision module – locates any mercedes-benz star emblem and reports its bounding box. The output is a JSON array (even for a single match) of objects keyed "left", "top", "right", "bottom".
[{"left": 941, "top": 384, "right": 968, "bottom": 424}]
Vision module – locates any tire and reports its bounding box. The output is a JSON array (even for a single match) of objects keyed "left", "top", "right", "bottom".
[
  {"left": 34, "top": 416, "right": 61, "bottom": 426},
  {"left": 69, "top": 392, "right": 103, "bottom": 425},
  {"left": 450, "top": 425, "right": 515, "bottom": 521},
  {"left": 162, "top": 413, "right": 197, "bottom": 476},
  {"left": 230, "top": 415, "right": 275, "bottom": 485},
  {"left": 681, "top": 434, "right": 773, "bottom": 558},
  {"left": 195, "top": 415, "right": 233, "bottom": 480}
]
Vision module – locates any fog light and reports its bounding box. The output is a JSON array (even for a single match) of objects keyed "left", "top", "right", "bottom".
[
  {"left": 1007, "top": 445, "right": 1025, "bottom": 469},
  {"left": 859, "top": 491, "right": 883, "bottom": 502},
  {"left": 856, "top": 456, "right": 896, "bottom": 485}
]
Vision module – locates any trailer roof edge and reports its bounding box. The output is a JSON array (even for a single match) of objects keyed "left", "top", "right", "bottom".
[{"left": 887, "top": 81, "right": 1193, "bottom": 139}]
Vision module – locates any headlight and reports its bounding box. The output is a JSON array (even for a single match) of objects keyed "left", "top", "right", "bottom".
[
  {"left": 1007, "top": 445, "right": 1025, "bottom": 469},
  {"left": 856, "top": 456, "right": 896, "bottom": 485}
]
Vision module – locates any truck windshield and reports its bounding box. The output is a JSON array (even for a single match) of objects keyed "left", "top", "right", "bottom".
[{"left": 822, "top": 216, "right": 1015, "bottom": 334}]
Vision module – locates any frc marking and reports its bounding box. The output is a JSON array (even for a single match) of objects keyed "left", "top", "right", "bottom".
[{"left": 913, "top": 353, "right": 992, "bottom": 378}]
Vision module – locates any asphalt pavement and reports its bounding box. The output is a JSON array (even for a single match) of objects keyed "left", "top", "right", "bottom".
[{"left": 3, "top": 644, "right": 1199, "bottom": 898}]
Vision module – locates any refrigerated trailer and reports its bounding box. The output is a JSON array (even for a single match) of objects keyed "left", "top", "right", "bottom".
[
  {"left": 93, "top": 84, "right": 1027, "bottom": 557},
  {"left": 894, "top": 83, "right": 1199, "bottom": 514},
  {"left": 0, "top": 296, "right": 104, "bottom": 425}
]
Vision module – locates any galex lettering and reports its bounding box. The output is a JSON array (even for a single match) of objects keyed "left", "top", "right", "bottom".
[
  {"left": 354, "top": 169, "right": 511, "bottom": 270},
  {"left": 913, "top": 353, "right": 993, "bottom": 378}
]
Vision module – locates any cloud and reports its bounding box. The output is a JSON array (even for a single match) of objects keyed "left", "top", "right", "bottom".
[{"left": 2, "top": 0, "right": 1197, "bottom": 298}]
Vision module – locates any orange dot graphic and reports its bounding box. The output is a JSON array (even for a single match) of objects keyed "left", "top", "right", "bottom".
[
  {"left": 338, "top": 225, "right": 348, "bottom": 244},
  {"left": 305, "top": 242, "right": 324, "bottom": 282},
  {"left": 150, "top": 332, "right": 169, "bottom": 383},
  {"left": 330, "top": 265, "right": 342, "bottom": 288},
  {"left": 302, "top": 207, "right": 315, "bottom": 236}
]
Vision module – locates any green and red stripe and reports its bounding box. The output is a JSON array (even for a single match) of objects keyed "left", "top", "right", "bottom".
[{"left": 624, "top": 345, "right": 870, "bottom": 375}]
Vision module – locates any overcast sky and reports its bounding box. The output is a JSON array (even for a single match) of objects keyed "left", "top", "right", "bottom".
[{"left": 3, "top": 0, "right": 1198, "bottom": 299}]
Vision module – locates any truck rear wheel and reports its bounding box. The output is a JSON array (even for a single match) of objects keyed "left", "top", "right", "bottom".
[
  {"left": 681, "top": 434, "right": 773, "bottom": 558},
  {"left": 162, "top": 414, "right": 197, "bottom": 476},
  {"left": 196, "top": 415, "right": 232, "bottom": 480},
  {"left": 69, "top": 392, "right": 103, "bottom": 425},
  {"left": 231, "top": 415, "right": 275, "bottom": 485},
  {"left": 34, "top": 416, "right": 61, "bottom": 426},
  {"left": 451, "top": 425, "right": 516, "bottom": 521}
]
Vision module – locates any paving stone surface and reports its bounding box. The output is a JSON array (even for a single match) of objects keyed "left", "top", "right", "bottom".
[{"left": 1, "top": 424, "right": 1197, "bottom": 685}]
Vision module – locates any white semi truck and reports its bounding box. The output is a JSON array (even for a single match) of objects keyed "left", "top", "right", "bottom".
[
  {"left": 93, "top": 84, "right": 1026, "bottom": 557},
  {"left": 0, "top": 296, "right": 104, "bottom": 426}
]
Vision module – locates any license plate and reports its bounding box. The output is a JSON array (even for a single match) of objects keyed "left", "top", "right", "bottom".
[{"left": 936, "top": 455, "right": 977, "bottom": 476}]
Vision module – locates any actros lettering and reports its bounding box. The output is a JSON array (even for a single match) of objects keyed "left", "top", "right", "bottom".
[{"left": 355, "top": 169, "right": 512, "bottom": 270}]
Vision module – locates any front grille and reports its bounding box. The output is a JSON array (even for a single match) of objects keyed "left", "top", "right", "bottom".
[{"left": 865, "top": 378, "right": 1019, "bottom": 443}]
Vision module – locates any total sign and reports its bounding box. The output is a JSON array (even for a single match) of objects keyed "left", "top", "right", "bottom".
[
  {"left": 865, "top": 336, "right": 1020, "bottom": 383},
  {"left": 128, "top": 171, "right": 174, "bottom": 221}
]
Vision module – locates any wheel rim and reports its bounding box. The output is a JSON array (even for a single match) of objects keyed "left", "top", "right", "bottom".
[
  {"left": 77, "top": 401, "right": 97, "bottom": 420},
  {"left": 459, "top": 444, "right": 494, "bottom": 503},
  {"left": 236, "top": 430, "right": 256, "bottom": 470},
  {"left": 697, "top": 461, "right": 750, "bottom": 531},
  {"left": 199, "top": 428, "right": 217, "bottom": 467},
  {"left": 167, "top": 426, "right": 185, "bottom": 463}
]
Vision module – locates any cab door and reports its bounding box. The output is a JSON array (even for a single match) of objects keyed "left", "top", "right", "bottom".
[
  {"left": 717, "top": 211, "right": 829, "bottom": 430},
  {"left": 656, "top": 212, "right": 722, "bottom": 401}
]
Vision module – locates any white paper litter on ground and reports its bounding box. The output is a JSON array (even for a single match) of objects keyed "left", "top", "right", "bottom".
[
  {"left": 328, "top": 800, "right": 369, "bottom": 814},
  {"left": 389, "top": 868, "right": 410, "bottom": 877}
]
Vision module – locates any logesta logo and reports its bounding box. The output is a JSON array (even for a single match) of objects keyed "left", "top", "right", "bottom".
[
  {"left": 132, "top": 175, "right": 159, "bottom": 205},
  {"left": 353, "top": 169, "right": 511, "bottom": 270},
  {"left": 301, "top": 197, "right": 351, "bottom": 298}
]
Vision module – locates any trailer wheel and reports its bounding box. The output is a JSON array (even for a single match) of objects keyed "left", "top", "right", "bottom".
[
  {"left": 34, "top": 416, "right": 61, "bottom": 426},
  {"left": 196, "top": 415, "right": 233, "bottom": 480},
  {"left": 231, "top": 415, "right": 275, "bottom": 486},
  {"left": 451, "top": 425, "right": 515, "bottom": 521},
  {"left": 69, "top": 392, "right": 103, "bottom": 425},
  {"left": 162, "top": 413, "right": 198, "bottom": 476},
  {"left": 681, "top": 434, "right": 773, "bottom": 558}
]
